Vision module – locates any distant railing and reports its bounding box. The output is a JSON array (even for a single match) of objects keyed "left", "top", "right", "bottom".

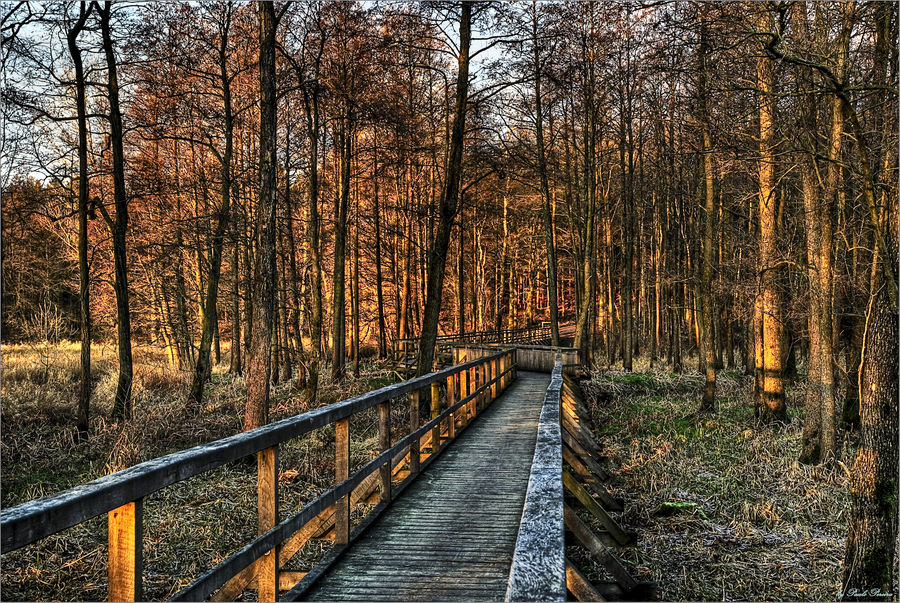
[
  {"left": 392, "top": 324, "right": 553, "bottom": 371},
  {"left": 506, "top": 355, "right": 565, "bottom": 601},
  {"left": 1, "top": 349, "right": 518, "bottom": 602}
]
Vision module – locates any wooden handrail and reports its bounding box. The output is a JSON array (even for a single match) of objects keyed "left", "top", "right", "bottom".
[
  {"left": 505, "top": 354, "right": 566, "bottom": 602},
  {"left": 1, "top": 348, "right": 518, "bottom": 602}
]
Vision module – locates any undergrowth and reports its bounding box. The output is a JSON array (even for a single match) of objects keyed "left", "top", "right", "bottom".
[
  {"left": 0, "top": 343, "right": 406, "bottom": 601},
  {"left": 580, "top": 365, "right": 852, "bottom": 602}
]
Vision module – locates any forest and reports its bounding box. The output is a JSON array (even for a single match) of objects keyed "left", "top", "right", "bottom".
[{"left": 1, "top": 1, "right": 897, "bottom": 601}]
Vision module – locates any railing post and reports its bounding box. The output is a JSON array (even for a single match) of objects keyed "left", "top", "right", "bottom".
[
  {"left": 460, "top": 367, "right": 470, "bottom": 427},
  {"left": 257, "top": 445, "right": 279, "bottom": 601},
  {"left": 335, "top": 419, "right": 350, "bottom": 545},
  {"left": 492, "top": 356, "right": 500, "bottom": 399},
  {"left": 108, "top": 499, "right": 142, "bottom": 602},
  {"left": 431, "top": 372, "right": 441, "bottom": 454},
  {"left": 447, "top": 371, "right": 456, "bottom": 439},
  {"left": 378, "top": 401, "right": 391, "bottom": 504},
  {"left": 410, "top": 390, "right": 420, "bottom": 474},
  {"left": 475, "top": 361, "right": 484, "bottom": 412}
]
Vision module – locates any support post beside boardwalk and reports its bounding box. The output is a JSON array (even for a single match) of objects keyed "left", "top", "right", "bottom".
[{"left": 108, "top": 499, "right": 142, "bottom": 602}]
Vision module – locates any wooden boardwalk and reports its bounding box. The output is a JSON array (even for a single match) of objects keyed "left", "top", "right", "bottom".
[{"left": 291, "top": 372, "right": 552, "bottom": 602}]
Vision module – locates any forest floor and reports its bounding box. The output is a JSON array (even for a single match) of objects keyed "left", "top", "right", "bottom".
[
  {"left": 1, "top": 343, "right": 852, "bottom": 601},
  {"left": 580, "top": 361, "right": 852, "bottom": 602}
]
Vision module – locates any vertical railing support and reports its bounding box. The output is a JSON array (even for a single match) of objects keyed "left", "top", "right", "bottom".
[
  {"left": 378, "top": 401, "right": 391, "bottom": 504},
  {"left": 257, "top": 445, "right": 279, "bottom": 601},
  {"left": 335, "top": 420, "right": 350, "bottom": 545},
  {"left": 409, "top": 390, "right": 420, "bottom": 474},
  {"left": 431, "top": 376, "right": 441, "bottom": 454},
  {"left": 447, "top": 372, "right": 457, "bottom": 439},
  {"left": 492, "top": 357, "right": 499, "bottom": 399},
  {"left": 108, "top": 499, "right": 142, "bottom": 602}
]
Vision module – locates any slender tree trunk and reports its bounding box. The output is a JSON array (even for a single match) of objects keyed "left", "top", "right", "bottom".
[
  {"left": 302, "top": 50, "right": 324, "bottom": 400},
  {"left": 99, "top": 2, "right": 134, "bottom": 421},
  {"left": 190, "top": 20, "right": 234, "bottom": 405},
  {"left": 755, "top": 8, "right": 787, "bottom": 423},
  {"left": 230, "top": 218, "right": 242, "bottom": 375},
  {"left": 351, "top": 176, "right": 360, "bottom": 378},
  {"left": 332, "top": 110, "right": 353, "bottom": 381},
  {"left": 372, "top": 128, "right": 388, "bottom": 358},
  {"left": 415, "top": 1, "right": 471, "bottom": 375},
  {"left": 697, "top": 11, "right": 716, "bottom": 412},
  {"left": 244, "top": 1, "right": 278, "bottom": 431},
  {"left": 67, "top": 3, "right": 93, "bottom": 439},
  {"left": 531, "top": 2, "right": 560, "bottom": 346}
]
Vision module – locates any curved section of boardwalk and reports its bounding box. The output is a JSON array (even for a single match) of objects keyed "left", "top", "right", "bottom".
[{"left": 300, "top": 372, "right": 551, "bottom": 602}]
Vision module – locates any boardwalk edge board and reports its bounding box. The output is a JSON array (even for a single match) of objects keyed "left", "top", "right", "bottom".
[{"left": 505, "top": 356, "right": 567, "bottom": 602}]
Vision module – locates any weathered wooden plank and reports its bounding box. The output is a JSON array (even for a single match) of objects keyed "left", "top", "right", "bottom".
[
  {"left": 563, "top": 504, "right": 637, "bottom": 591},
  {"left": 431, "top": 378, "right": 441, "bottom": 454},
  {"left": 409, "top": 390, "right": 421, "bottom": 474},
  {"left": 506, "top": 358, "right": 566, "bottom": 603},
  {"left": 335, "top": 419, "right": 350, "bottom": 545},
  {"left": 563, "top": 470, "right": 634, "bottom": 546},
  {"left": 257, "top": 446, "right": 279, "bottom": 601},
  {"left": 565, "top": 558, "right": 606, "bottom": 602},
  {"left": 561, "top": 424, "right": 609, "bottom": 478},
  {"left": 278, "top": 571, "right": 307, "bottom": 592},
  {"left": 562, "top": 446, "right": 620, "bottom": 511},
  {"left": 377, "top": 401, "right": 391, "bottom": 504},
  {"left": 108, "top": 499, "right": 142, "bottom": 602}
]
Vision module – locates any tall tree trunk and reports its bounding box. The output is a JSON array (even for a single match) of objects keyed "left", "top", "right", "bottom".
[
  {"left": 841, "top": 250, "right": 899, "bottom": 600},
  {"left": 302, "top": 46, "right": 324, "bottom": 401},
  {"left": 531, "top": 1, "right": 560, "bottom": 346},
  {"left": 99, "top": 2, "right": 134, "bottom": 421},
  {"left": 67, "top": 2, "right": 93, "bottom": 439},
  {"left": 230, "top": 217, "right": 242, "bottom": 375},
  {"left": 191, "top": 16, "right": 235, "bottom": 405},
  {"left": 697, "top": 10, "right": 716, "bottom": 411},
  {"left": 331, "top": 109, "right": 353, "bottom": 381},
  {"left": 244, "top": 1, "right": 278, "bottom": 431},
  {"left": 351, "top": 176, "right": 360, "bottom": 378},
  {"left": 372, "top": 127, "right": 388, "bottom": 358},
  {"left": 284, "top": 131, "right": 306, "bottom": 386},
  {"left": 415, "top": 1, "right": 471, "bottom": 375},
  {"left": 755, "top": 8, "right": 787, "bottom": 423}
]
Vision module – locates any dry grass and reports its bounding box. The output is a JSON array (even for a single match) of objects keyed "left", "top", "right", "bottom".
[
  {"left": 0, "top": 342, "right": 405, "bottom": 601},
  {"left": 577, "top": 364, "right": 852, "bottom": 602}
]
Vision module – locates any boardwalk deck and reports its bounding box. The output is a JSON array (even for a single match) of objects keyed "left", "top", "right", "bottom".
[{"left": 290, "top": 371, "right": 552, "bottom": 602}]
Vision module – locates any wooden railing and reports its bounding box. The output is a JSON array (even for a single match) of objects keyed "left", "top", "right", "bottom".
[
  {"left": 392, "top": 324, "right": 553, "bottom": 370},
  {"left": 505, "top": 355, "right": 566, "bottom": 601},
  {"left": 0, "top": 349, "right": 518, "bottom": 602}
]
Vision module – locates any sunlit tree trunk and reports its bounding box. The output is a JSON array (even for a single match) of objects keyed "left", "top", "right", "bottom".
[
  {"left": 331, "top": 108, "right": 353, "bottom": 381},
  {"left": 755, "top": 7, "right": 786, "bottom": 423},
  {"left": 244, "top": 1, "right": 278, "bottom": 431},
  {"left": 372, "top": 127, "right": 388, "bottom": 358}
]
